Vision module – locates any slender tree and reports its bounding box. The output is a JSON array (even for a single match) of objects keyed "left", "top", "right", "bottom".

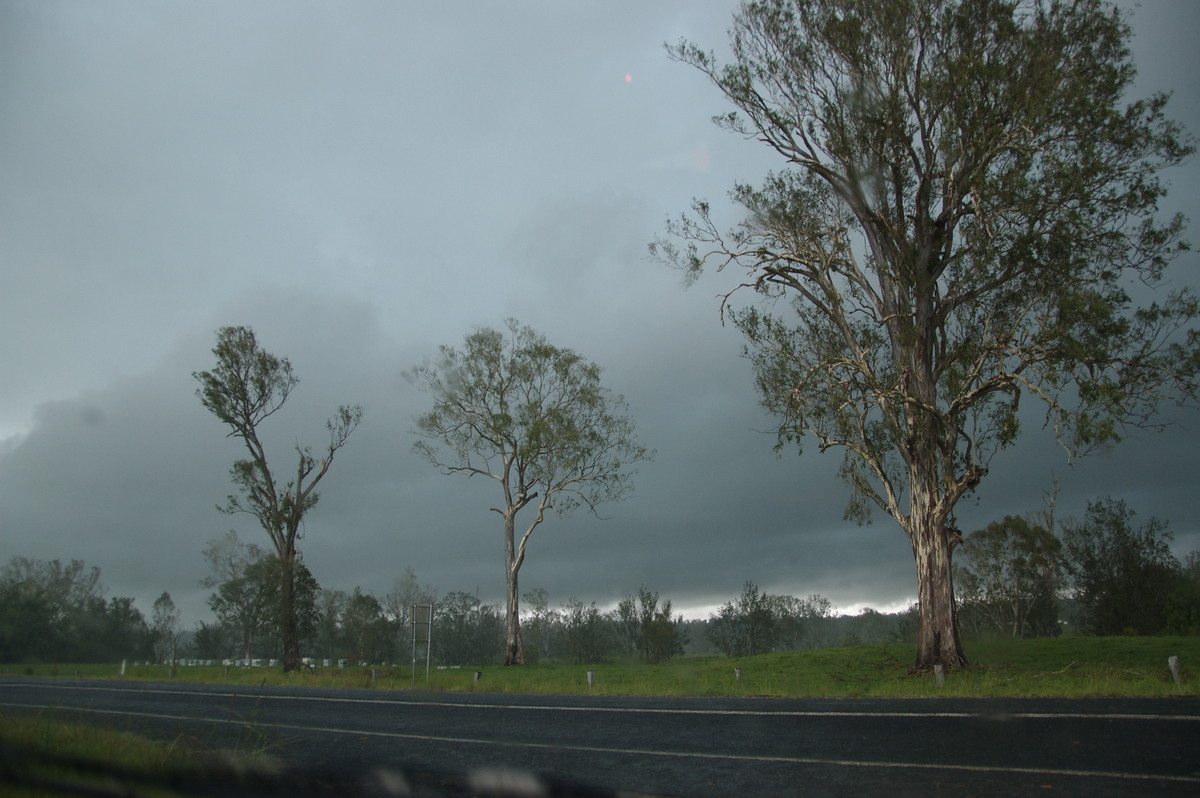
[
  {"left": 382, "top": 566, "right": 438, "bottom": 656},
  {"left": 615, "top": 587, "right": 687, "bottom": 663},
  {"left": 708, "top": 582, "right": 783, "bottom": 657},
  {"left": 707, "top": 582, "right": 833, "bottom": 656},
  {"left": 342, "top": 587, "right": 391, "bottom": 663},
  {"left": 409, "top": 320, "right": 651, "bottom": 665},
  {"left": 312, "top": 588, "right": 350, "bottom": 661},
  {"left": 520, "top": 587, "right": 561, "bottom": 662},
  {"left": 201, "top": 530, "right": 269, "bottom": 660},
  {"left": 194, "top": 325, "right": 362, "bottom": 671},
  {"left": 560, "top": 598, "right": 615, "bottom": 665},
  {"left": 433, "top": 591, "right": 504, "bottom": 666},
  {"left": 653, "top": 0, "right": 1197, "bottom": 669},
  {"left": 151, "top": 592, "right": 181, "bottom": 664}
]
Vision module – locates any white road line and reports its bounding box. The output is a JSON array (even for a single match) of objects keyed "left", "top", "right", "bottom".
[
  {"left": 4, "top": 700, "right": 1199, "bottom": 786},
  {"left": 4, "top": 682, "right": 1198, "bottom": 722}
]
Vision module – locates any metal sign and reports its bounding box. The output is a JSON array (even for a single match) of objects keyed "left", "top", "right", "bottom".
[
  {"left": 412, "top": 603, "right": 433, "bottom": 682},
  {"left": 412, "top": 603, "right": 432, "bottom": 643}
]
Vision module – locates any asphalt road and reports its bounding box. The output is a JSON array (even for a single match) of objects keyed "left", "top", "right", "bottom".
[{"left": 2, "top": 677, "right": 1199, "bottom": 796}]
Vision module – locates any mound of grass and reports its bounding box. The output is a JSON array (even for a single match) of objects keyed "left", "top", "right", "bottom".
[
  {"left": 0, "top": 710, "right": 204, "bottom": 797},
  {"left": 0, "top": 708, "right": 290, "bottom": 798}
]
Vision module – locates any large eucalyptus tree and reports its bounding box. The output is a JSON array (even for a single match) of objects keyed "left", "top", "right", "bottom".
[{"left": 654, "top": 0, "right": 1196, "bottom": 668}]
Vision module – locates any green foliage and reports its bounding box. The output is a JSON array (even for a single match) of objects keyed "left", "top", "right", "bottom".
[
  {"left": 202, "top": 531, "right": 271, "bottom": 660},
  {"left": 193, "top": 325, "right": 297, "bottom": 433},
  {"left": 1165, "top": 553, "right": 1200, "bottom": 635},
  {"left": 707, "top": 581, "right": 834, "bottom": 656},
  {"left": 245, "top": 555, "right": 320, "bottom": 656},
  {"left": 309, "top": 586, "right": 395, "bottom": 663},
  {"left": 194, "top": 326, "right": 363, "bottom": 549},
  {"left": 956, "top": 516, "right": 1063, "bottom": 638},
  {"left": 190, "top": 621, "right": 231, "bottom": 660},
  {"left": 409, "top": 319, "right": 651, "bottom": 521},
  {"left": 341, "top": 587, "right": 392, "bottom": 663},
  {"left": 657, "top": 0, "right": 1195, "bottom": 520},
  {"left": 519, "top": 587, "right": 559, "bottom": 662},
  {"left": 380, "top": 566, "right": 439, "bottom": 654},
  {"left": 150, "top": 592, "right": 181, "bottom": 662},
  {"left": 560, "top": 598, "right": 615, "bottom": 665},
  {"left": 200, "top": 534, "right": 320, "bottom": 662},
  {"left": 1062, "top": 496, "right": 1181, "bottom": 635},
  {"left": 614, "top": 587, "right": 688, "bottom": 663},
  {"left": 433, "top": 591, "right": 504, "bottom": 666},
  {"left": 0, "top": 557, "right": 153, "bottom": 663},
  {"left": 310, "top": 588, "right": 349, "bottom": 660}
]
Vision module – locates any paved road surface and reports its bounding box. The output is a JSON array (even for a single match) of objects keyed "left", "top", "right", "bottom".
[{"left": 3, "top": 677, "right": 1199, "bottom": 796}]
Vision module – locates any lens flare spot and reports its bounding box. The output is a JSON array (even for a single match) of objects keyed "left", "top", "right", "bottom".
[{"left": 624, "top": 73, "right": 633, "bottom": 83}]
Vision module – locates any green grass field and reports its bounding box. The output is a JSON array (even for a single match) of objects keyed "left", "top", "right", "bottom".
[{"left": 6, "top": 635, "right": 1198, "bottom": 698}]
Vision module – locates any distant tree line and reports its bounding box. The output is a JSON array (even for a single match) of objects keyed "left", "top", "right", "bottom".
[
  {"left": 6, "top": 492, "right": 1198, "bottom": 666},
  {"left": 185, "top": 535, "right": 885, "bottom": 666},
  {"left": 0, "top": 558, "right": 155, "bottom": 663},
  {"left": 192, "top": 536, "right": 694, "bottom": 667},
  {"left": 955, "top": 495, "right": 1200, "bottom": 639}
]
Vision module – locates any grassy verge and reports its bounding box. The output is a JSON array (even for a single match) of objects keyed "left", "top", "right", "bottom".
[
  {"left": 0, "top": 710, "right": 208, "bottom": 797},
  {"left": 6, "top": 635, "right": 1198, "bottom": 698}
]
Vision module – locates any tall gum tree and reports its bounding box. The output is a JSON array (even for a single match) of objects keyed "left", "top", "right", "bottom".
[
  {"left": 652, "top": 0, "right": 1198, "bottom": 669},
  {"left": 194, "top": 325, "right": 362, "bottom": 671},
  {"left": 409, "top": 320, "right": 651, "bottom": 666}
]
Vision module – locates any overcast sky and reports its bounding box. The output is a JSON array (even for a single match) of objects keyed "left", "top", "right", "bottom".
[{"left": 2, "top": 0, "right": 1198, "bottom": 627}]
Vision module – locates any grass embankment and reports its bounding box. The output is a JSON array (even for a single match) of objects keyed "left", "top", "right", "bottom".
[
  {"left": 0, "top": 711, "right": 218, "bottom": 797},
  {"left": 8, "top": 635, "right": 1200, "bottom": 698}
]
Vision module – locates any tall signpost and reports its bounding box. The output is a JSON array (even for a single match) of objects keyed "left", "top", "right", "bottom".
[{"left": 412, "top": 603, "right": 433, "bottom": 683}]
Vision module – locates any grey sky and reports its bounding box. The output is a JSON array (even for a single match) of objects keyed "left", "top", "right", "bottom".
[{"left": 2, "top": 0, "right": 1198, "bottom": 626}]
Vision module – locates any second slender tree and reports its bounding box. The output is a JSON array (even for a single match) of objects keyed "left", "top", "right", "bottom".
[
  {"left": 195, "top": 325, "right": 362, "bottom": 671},
  {"left": 409, "top": 320, "right": 651, "bottom": 665}
]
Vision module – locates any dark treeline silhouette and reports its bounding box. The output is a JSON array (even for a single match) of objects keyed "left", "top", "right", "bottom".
[
  {"left": 5, "top": 493, "right": 1199, "bottom": 666},
  {"left": 0, "top": 558, "right": 155, "bottom": 663},
  {"left": 955, "top": 495, "right": 1200, "bottom": 640}
]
